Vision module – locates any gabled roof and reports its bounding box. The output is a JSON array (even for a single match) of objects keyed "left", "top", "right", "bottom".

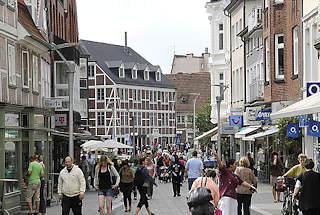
[
  {"left": 79, "top": 39, "right": 175, "bottom": 89},
  {"left": 18, "top": 0, "right": 46, "bottom": 42}
]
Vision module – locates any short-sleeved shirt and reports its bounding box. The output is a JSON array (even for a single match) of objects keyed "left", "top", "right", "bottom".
[
  {"left": 285, "top": 164, "right": 306, "bottom": 178},
  {"left": 219, "top": 166, "right": 243, "bottom": 199},
  {"left": 28, "top": 161, "right": 44, "bottom": 184},
  {"left": 186, "top": 157, "right": 203, "bottom": 179}
]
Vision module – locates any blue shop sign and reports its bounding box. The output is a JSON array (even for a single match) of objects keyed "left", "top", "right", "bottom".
[
  {"left": 256, "top": 109, "right": 272, "bottom": 121},
  {"left": 307, "top": 82, "right": 320, "bottom": 97},
  {"left": 229, "top": 115, "right": 243, "bottom": 127}
]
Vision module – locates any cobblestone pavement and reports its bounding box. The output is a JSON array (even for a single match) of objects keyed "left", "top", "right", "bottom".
[{"left": 46, "top": 180, "right": 284, "bottom": 215}]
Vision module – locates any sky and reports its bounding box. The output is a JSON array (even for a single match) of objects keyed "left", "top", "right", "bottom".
[{"left": 77, "top": 0, "right": 210, "bottom": 74}]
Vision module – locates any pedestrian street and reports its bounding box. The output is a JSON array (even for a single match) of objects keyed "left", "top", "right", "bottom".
[{"left": 46, "top": 179, "right": 283, "bottom": 215}]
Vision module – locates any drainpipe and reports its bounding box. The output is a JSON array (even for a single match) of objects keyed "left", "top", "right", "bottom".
[{"left": 243, "top": 0, "right": 247, "bottom": 105}]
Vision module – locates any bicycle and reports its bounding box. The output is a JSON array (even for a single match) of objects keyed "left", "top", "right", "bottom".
[{"left": 278, "top": 177, "right": 299, "bottom": 215}]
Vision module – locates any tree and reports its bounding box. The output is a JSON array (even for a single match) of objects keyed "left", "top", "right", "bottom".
[
  {"left": 274, "top": 117, "right": 302, "bottom": 167},
  {"left": 195, "top": 101, "right": 215, "bottom": 146}
]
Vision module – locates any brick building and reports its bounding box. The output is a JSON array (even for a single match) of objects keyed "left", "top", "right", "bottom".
[
  {"left": 80, "top": 40, "right": 176, "bottom": 151},
  {"left": 166, "top": 72, "right": 211, "bottom": 146},
  {"left": 263, "top": 0, "right": 301, "bottom": 111}
]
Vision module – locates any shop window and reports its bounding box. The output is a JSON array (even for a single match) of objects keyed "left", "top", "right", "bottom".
[{"left": 5, "top": 141, "right": 19, "bottom": 193}]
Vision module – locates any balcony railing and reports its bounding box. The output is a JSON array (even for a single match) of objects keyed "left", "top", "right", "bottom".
[{"left": 249, "top": 80, "right": 264, "bottom": 103}]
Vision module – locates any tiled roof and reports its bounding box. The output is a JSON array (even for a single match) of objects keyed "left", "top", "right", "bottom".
[
  {"left": 18, "top": 0, "right": 46, "bottom": 41},
  {"left": 165, "top": 72, "right": 211, "bottom": 112},
  {"left": 79, "top": 39, "right": 175, "bottom": 89}
]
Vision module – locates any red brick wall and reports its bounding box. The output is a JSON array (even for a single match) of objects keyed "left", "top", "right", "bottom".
[{"left": 263, "top": 0, "right": 301, "bottom": 103}]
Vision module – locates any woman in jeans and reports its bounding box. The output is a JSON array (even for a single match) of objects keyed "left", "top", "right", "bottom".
[
  {"left": 212, "top": 151, "right": 256, "bottom": 215},
  {"left": 119, "top": 160, "right": 134, "bottom": 212},
  {"left": 145, "top": 157, "right": 156, "bottom": 199},
  {"left": 235, "top": 157, "right": 257, "bottom": 215},
  {"left": 94, "top": 156, "right": 120, "bottom": 215}
]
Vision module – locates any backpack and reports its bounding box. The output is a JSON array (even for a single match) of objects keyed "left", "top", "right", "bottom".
[
  {"left": 187, "top": 177, "right": 213, "bottom": 208},
  {"left": 134, "top": 168, "right": 145, "bottom": 187}
]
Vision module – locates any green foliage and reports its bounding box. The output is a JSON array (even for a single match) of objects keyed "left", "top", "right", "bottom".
[
  {"left": 274, "top": 117, "right": 302, "bottom": 167},
  {"left": 195, "top": 101, "right": 215, "bottom": 146}
]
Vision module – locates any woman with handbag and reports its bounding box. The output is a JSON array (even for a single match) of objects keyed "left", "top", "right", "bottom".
[
  {"left": 119, "top": 160, "right": 134, "bottom": 213},
  {"left": 212, "top": 151, "right": 256, "bottom": 215},
  {"left": 190, "top": 169, "right": 220, "bottom": 214},
  {"left": 134, "top": 157, "right": 157, "bottom": 215},
  {"left": 235, "top": 157, "right": 257, "bottom": 215},
  {"left": 94, "top": 155, "right": 120, "bottom": 215}
]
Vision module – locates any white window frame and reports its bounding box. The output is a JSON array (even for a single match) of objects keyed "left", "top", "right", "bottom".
[
  {"left": 239, "top": 18, "right": 242, "bottom": 47},
  {"left": 265, "top": 37, "right": 270, "bottom": 82},
  {"left": 275, "top": 34, "right": 284, "bottom": 79},
  {"left": 144, "top": 70, "right": 149, "bottom": 80},
  {"left": 156, "top": 70, "right": 161, "bottom": 82},
  {"left": 240, "top": 67, "right": 243, "bottom": 101},
  {"left": 119, "top": 66, "right": 125, "bottom": 78},
  {"left": 22, "top": 50, "right": 29, "bottom": 88},
  {"left": 97, "top": 112, "right": 105, "bottom": 126},
  {"left": 236, "top": 22, "right": 239, "bottom": 48},
  {"left": 218, "top": 23, "right": 224, "bottom": 50},
  {"left": 264, "top": 0, "right": 269, "bottom": 9},
  {"left": 88, "top": 64, "right": 95, "bottom": 78},
  {"left": 232, "top": 25, "right": 235, "bottom": 51},
  {"left": 97, "top": 88, "right": 105, "bottom": 101},
  {"left": 32, "top": 55, "right": 39, "bottom": 92},
  {"left": 8, "top": 43, "right": 16, "bottom": 86},
  {"left": 132, "top": 69, "right": 137, "bottom": 79},
  {"left": 293, "top": 26, "right": 299, "bottom": 76}
]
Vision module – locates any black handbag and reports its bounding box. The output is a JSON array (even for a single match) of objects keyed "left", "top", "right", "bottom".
[{"left": 187, "top": 177, "right": 213, "bottom": 208}]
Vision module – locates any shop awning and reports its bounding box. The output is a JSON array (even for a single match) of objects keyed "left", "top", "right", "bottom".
[
  {"left": 270, "top": 92, "right": 320, "bottom": 120},
  {"left": 235, "top": 125, "right": 261, "bottom": 138},
  {"left": 242, "top": 126, "right": 279, "bottom": 141},
  {"left": 194, "top": 127, "right": 218, "bottom": 141}
]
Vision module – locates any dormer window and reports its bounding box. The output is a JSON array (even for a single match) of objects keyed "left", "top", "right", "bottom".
[
  {"left": 132, "top": 69, "right": 137, "bottom": 79},
  {"left": 144, "top": 70, "right": 149, "bottom": 80},
  {"left": 156, "top": 70, "right": 161, "bottom": 82},
  {"left": 119, "top": 66, "right": 125, "bottom": 78}
]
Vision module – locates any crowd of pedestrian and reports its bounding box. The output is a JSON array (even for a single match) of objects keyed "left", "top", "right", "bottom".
[{"left": 24, "top": 145, "right": 320, "bottom": 215}]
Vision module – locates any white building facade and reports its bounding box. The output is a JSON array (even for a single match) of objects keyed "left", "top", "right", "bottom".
[{"left": 206, "top": 0, "right": 231, "bottom": 124}]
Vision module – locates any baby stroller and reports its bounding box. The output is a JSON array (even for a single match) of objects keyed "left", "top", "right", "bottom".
[{"left": 159, "top": 166, "right": 170, "bottom": 183}]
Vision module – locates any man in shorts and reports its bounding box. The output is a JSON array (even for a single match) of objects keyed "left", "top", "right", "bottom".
[{"left": 26, "top": 155, "right": 44, "bottom": 214}]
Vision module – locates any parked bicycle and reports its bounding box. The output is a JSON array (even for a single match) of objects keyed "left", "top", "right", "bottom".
[{"left": 278, "top": 177, "right": 299, "bottom": 215}]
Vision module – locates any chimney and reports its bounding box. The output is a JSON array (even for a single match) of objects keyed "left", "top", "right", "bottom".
[
  {"left": 205, "top": 47, "right": 208, "bottom": 54},
  {"left": 125, "top": 32, "right": 127, "bottom": 47}
]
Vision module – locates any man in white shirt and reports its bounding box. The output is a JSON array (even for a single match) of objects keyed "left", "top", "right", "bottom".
[{"left": 58, "top": 157, "right": 86, "bottom": 215}]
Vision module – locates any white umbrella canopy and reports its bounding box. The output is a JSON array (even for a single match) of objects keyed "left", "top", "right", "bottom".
[
  {"left": 81, "top": 140, "right": 104, "bottom": 150},
  {"left": 87, "top": 139, "right": 133, "bottom": 151}
]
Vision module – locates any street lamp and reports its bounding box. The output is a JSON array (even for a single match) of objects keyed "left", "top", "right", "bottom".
[
  {"left": 127, "top": 109, "right": 137, "bottom": 156},
  {"left": 188, "top": 93, "right": 200, "bottom": 147},
  {"left": 53, "top": 42, "right": 79, "bottom": 159},
  {"left": 213, "top": 83, "right": 228, "bottom": 158}
]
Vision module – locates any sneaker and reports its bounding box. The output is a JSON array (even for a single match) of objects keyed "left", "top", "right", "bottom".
[{"left": 177, "top": 194, "right": 181, "bottom": 196}]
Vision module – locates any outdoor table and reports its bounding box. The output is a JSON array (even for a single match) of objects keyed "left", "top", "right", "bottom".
[{"left": 0, "top": 179, "right": 18, "bottom": 215}]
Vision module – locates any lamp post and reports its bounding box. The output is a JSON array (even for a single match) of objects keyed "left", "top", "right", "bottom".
[
  {"left": 127, "top": 109, "right": 136, "bottom": 156},
  {"left": 188, "top": 93, "right": 200, "bottom": 147},
  {"left": 213, "top": 83, "right": 228, "bottom": 157},
  {"left": 52, "top": 43, "right": 79, "bottom": 159}
]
